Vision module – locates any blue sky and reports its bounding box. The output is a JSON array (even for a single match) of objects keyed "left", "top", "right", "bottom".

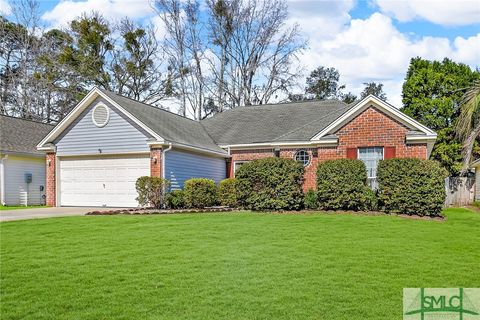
[{"left": 1, "top": 0, "right": 479, "bottom": 106}]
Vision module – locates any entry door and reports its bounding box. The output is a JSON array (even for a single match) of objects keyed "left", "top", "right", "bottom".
[{"left": 59, "top": 155, "right": 150, "bottom": 207}]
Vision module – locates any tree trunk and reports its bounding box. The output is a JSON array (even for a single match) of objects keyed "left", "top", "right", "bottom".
[{"left": 461, "top": 123, "right": 480, "bottom": 173}]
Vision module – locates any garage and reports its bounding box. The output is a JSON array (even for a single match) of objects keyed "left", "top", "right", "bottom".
[{"left": 59, "top": 154, "right": 149, "bottom": 207}]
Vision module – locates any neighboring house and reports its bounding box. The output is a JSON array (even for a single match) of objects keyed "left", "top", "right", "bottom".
[
  {"left": 471, "top": 159, "right": 480, "bottom": 201},
  {"left": 1, "top": 115, "right": 54, "bottom": 206},
  {"left": 37, "top": 87, "right": 437, "bottom": 207}
]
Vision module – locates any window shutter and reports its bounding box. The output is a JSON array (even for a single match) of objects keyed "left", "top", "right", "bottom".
[
  {"left": 346, "top": 148, "right": 357, "bottom": 159},
  {"left": 384, "top": 147, "right": 396, "bottom": 159}
]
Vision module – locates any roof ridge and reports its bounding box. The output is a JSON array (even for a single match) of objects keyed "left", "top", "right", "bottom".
[
  {"left": 99, "top": 88, "right": 200, "bottom": 124},
  {"left": 272, "top": 104, "right": 353, "bottom": 141},
  {"left": 0, "top": 114, "right": 55, "bottom": 126}
]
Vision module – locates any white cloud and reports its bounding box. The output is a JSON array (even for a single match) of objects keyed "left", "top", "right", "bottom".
[
  {"left": 42, "top": 0, "right": 155, "bottom": 28},
  {"left": 294, "top": 12, "right": 479, "bottom": 106},
  {"left": 373, "top": 0, "right": 480, "bottom": 26},
  {"left": 0, "top": 0, "right": 11, "bottom": 15}
]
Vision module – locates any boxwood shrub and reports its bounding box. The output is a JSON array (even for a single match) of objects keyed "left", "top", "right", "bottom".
[
  {"left": 304, "top": 189, "right": 318, "bottom": 210},
  {"left": 218, "top": 178, "right": 238, "bottom": 207},
  {"left": 236, "top": 157, "right": 304, "bottom": 211},
  {"left": 316, "top": 159, "right": 370, "bottom": 211},
  {"left": 165, "top": 189, "right": 185, "bottom": 209},
  {"left": 183, "top": 178, "right": 218, "bottom": 208},
  {"left": 135, "top": 176, "right": 170, "bottom": 208},
  {"left": 377, "top": 158, "right": 447, "bottom": 216}
]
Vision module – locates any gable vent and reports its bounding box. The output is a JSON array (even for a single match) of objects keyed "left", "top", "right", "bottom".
[{"left": 92, "top": 104, "right": 110, "bottom": 127}]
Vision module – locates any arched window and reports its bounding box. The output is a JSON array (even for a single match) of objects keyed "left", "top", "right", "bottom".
[{"left": 294, "top": 150, "right": 310, "bottom": 167}]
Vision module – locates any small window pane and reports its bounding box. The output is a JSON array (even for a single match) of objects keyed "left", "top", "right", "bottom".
[{"left": 358, "top": 147, "right": 383, "bottom": 189}]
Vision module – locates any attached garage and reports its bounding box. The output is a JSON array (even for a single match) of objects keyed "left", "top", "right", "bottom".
[{"left": 58, "top": 155, "right": 149, "bottom": 207}]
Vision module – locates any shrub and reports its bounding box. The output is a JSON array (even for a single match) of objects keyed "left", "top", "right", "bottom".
[
  {"left": 377, "top": 158, "right": 447, "bottom": 216},
  {"left": 165, "top": 190, "right": 185, "bottom": 209},
  {"left": 218, "top": 178, "right": 238, "bottom": 207},
  {"left": 135, "top": 176, "right": 170, "bottom": 208},
  {"left": 236, "top": 157, "right": 304, "bottom": 211},
  {"left": 316, "top": 159, "right": 370, "bottom": 211},
  {"left": 304, "top": 189, "right": 318, "bottom": 209},
  {"left": 364, "top": 188, "right": 378, "bottom": 211},
  {"left": 183, "top": 178, "right": 218, "bottom": 208}
]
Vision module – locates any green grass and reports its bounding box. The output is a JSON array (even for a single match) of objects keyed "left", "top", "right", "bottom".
[
  {"left": 0, "top": 205, "right": 46, "bottom": 210},
  {"left": 1, "top": 208, "right": 479, "bottom": 320}
]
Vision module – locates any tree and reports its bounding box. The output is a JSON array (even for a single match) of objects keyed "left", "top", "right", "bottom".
[
  {"left": 342, "top": 92, "right": 357, "bottom": 104},
  {"left": 305, "top": 66, "right": 345, "bottom": 100},
  {"left": 455, "top": 80, "right": 480, "bottom": 172},
  {"left": 401, "top": 57, "right": 480, "bottom": 175},
  {"left": 360, "top": 82, "right": 387, "bottom": 101}
]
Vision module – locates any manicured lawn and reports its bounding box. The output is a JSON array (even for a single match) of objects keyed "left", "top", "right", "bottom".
[
  {"left": 1, "top": 208, "right": 479, "bottom": 320},
  {"left": 0, "top": 205, "right": 46, "bottom": 210}
]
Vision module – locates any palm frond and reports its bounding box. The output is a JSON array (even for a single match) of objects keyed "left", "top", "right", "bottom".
[{"left": 456, "top": 80, "right": 480, "bottom": 141}]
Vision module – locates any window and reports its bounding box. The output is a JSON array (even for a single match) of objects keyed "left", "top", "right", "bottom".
[
  {"left": 294, "top": 150, "right": 311, "bottom": 167},
  {"left": 92, "top": 103, "right": 110, "bottom": 127},
  {"left": 358, "top": 147, "right": 383, "bottom": 189},
  {"left": 234, "top": 161, "right": 249, "bottom": 175}
]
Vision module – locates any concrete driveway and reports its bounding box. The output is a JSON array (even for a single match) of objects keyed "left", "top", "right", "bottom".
[{"left": 0, "top": 207, "right": 121, "bottom": 222}]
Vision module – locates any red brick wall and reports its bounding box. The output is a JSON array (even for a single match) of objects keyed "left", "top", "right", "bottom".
[
  {"left": 46, "top": 153, "right": 56, "bottom": 207},
  {"left": 229, "top": 106, "right": 428, "bottom": 192},
  {"left": 150, "top": 148, "right": 163, "bottom": 177}
]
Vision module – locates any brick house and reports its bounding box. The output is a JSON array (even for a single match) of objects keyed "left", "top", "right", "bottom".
[{"left": 37, "top": 88, "right": 436, "bottom": 207}]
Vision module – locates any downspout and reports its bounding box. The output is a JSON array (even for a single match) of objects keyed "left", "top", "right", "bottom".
[
  {"left": 1, "top": 154, "right": 8, "bottom": 205},
  {"left": 161, "top": 143, "right": 173, "bottom": 180}
]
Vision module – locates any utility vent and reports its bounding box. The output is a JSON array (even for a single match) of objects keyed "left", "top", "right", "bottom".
[{"left": 92, "top": 104, "right": 109, "bottom": 127}]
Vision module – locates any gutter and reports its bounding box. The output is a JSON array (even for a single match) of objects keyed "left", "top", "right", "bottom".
[{"left": 161, "top": 143, "right": 173, "bottom": 180}]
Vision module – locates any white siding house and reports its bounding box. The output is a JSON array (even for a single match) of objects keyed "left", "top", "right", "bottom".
[{"left": 1, "top": 116, "right": 54, "bottom": 206}]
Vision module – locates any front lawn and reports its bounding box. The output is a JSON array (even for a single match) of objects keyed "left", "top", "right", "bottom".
[
  {"left": 1, "top": 208, "right": 479, "bottom": 319},
  {"left": 0, "top": 205, "right": 46, "bottom": 210}
]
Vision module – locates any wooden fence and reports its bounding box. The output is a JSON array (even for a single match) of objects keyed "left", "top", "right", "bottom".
[{"left": 444, "top": 177, "right": 475, "bottom": 206}]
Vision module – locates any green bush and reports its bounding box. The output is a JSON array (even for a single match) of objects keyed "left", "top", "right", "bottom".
[
  {"left": 165, "top": 190, "right": 185, "bottom": 209},
  {"left": 183, "top": 178, "right": 218, "bottom": 208},
  {"left": 304, "top": 189, "right": 318, "bottom": 209},
  {"left": 135, "top": 176, "right": 170, "bottom": 208},
  {"left": 316, "top": 159, "right": 370, "bottom": 211},
  {"left": 364, "top": 188, "right": 379, "bottom": 211},
  {"left": 473, "top": 201, "right": 480, "bottom": 208},
  {"left": 218, "top": 178, "right": 238, "bottom": 207},
  {"left": 377, "top": 158, "right": 447, "bottom": 216},
  {"left": 236, "top": 157, "right": 304, "bottom": 211}
]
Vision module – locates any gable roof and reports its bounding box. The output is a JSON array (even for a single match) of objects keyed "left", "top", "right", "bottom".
[
  {"left": 201, "top": 100, "right": 354, "bottom": 145},
  {"left": 37, "top": 88, "right": 226, "bottom": 156},
  {"left": 1, "top": 115, "right": 54, "bottom": 156}
]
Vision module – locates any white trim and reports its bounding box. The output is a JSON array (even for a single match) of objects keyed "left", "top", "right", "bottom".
[
  {"left": 161, "top": 143, "right": 173, "bottom": 180},
  {"left": 91, "top": 103, "right": 110, "bottom": 127},
  {"left": 405, "top": 135, "right": 438, "bottom": 142},
  {"left": 37, "top": 87, "right": 164, "bottom": 150},
  {"left": 311, "top": 95, "right": 437, "bottom": 141},
  {"left": 1, "top": 154, "right": 7, "bottom": 205},
  {"left": 219, "top": 139, "right": 338, "bottom": 150},
  {"left": 233, "top": 160, "right": 250, "bottom": 176},
  {"left": 56, "top": 151, "right": 151, "bottom": 158},
  {"left": 293, "top": 149, "right": 311, "bottom": 167},
  {"left": 147, "top": 141, "right": 230, "bottom": 158}
]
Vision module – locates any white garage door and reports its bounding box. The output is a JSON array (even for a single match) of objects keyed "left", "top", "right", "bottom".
[{"left": 59, "top": 155, "right": 150, "bottom": 207}]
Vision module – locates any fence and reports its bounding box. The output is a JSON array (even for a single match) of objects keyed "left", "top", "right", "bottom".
[{"left": 444, "top": 177, "right": 475, "bottom": 206}]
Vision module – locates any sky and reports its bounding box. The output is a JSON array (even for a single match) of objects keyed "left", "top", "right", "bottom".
[{"left": 1, "top": 0, "right": 479, "bottom": 107}]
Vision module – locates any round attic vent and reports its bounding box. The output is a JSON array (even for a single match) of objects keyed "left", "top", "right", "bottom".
[{"left": 92, "top": 103, "right": 110, "bottom": 127}]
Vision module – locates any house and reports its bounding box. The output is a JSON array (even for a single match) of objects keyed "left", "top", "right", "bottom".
[
  {"left": 1, "top": 115, "right": 54, "bottom": 206},
  {"left": 37, "top": 87, "right": 437, "bottom": 207}
]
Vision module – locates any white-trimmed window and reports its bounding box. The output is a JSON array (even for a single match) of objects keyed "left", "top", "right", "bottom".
[
  {"left": 234, "top": 161, "right": 249, "bottom": 175},
  {"left": 358, "top": 147, "right": 383, "bottom": 189},
  {"left": 294, "top": 150, "right": 311, "bottom": 167}
]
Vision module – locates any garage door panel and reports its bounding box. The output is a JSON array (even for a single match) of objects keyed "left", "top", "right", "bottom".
[{"left": 59, "top": 155, "right": 149, "bottom": 207}]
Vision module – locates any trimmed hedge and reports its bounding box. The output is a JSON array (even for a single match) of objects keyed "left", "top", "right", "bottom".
[
  {"left": 236, "top": 157, "right": 304, "bottom": 211},
  {"left": 183, "top": 178, "right": 218, "bottom": 208},
  {"left": 165, "top": 190, "right": 185, "bottom": 209},
  {"left": 218, "top": 178, "right": 238, "bottom": 207},
  {"left": 316, "top": 159, "right": 370, "bottom": 211},
  {"left": 135, "top": 176, "right": 170, "bottom": 208},
  {"left": 377, "top": 158, "right": 447, "bottom": 216}
]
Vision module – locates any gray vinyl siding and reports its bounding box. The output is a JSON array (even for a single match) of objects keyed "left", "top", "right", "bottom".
[
  {"left": 165, "top": 149, "right": 226, "bottom": 190},
  {"left": 476, "top": 168, "right": 480, "bottom": 201},
  {"left": 55, "top": 97, "right": 151, "bottom": 156},
  {"left": 3, "top": 155, "right": 46, "bottom": 205}
]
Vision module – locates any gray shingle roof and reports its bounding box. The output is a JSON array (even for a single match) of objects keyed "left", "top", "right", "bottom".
[
  {"left": 99, "top": 89, "right": 226, "bottom": 154},
  {"left": 1, "top": 115, "right": 54, "bottom": 155},
  {"left": 201, "top": 100, "right": 353, "bottom": 145}
]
